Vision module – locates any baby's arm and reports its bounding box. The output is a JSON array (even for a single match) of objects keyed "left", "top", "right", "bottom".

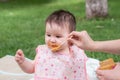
[{"left": 15, "top": 49, "right": 35, "bottom": 73}]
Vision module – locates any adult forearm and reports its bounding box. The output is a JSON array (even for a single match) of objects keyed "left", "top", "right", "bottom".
[{"left": 92, "top": 39, "right": 120, "bottom": 54}]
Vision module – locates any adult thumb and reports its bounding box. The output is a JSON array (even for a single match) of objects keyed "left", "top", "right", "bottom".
[{"left": 96, "top": 70, "right": 104, "bottom": 76}]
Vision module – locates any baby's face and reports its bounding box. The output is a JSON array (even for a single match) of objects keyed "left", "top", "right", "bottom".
[{"left": 45, "top": 23, "right": 70, "bottom": 52}]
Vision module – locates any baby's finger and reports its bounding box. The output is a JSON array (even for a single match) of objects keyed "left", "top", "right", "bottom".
[
  {"left": 15, "top": 57, "right": 20, "bottom": 61},
  {"left": 15, "top": 56, "right": 21, "bottom": 62},
  {"left": 16, "top": 49, "right": 24, "bottom": 56},
  {"left": 15, "top": 55, "right": 25, "bottom": 64}
]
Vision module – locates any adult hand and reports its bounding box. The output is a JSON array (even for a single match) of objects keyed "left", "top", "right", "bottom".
[
  {"left": 96, "top": 63, "right": 120, "bottom": 80},
  {"left": 68, "top": 31, "right": 94, "bottom": 50}
]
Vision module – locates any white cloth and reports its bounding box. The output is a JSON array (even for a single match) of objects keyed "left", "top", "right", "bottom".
[
  {"left": 0, "top": 55, "right": 33, "bottom": 80},
  {"left": 86, "top": 58, "right": 100, "bottom": 80}
]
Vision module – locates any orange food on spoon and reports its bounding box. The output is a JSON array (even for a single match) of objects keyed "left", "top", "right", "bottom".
[{"left": 99, "top": 58, "right": 116, "bottom": 70}]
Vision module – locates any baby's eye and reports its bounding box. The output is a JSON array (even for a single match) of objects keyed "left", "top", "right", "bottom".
[
  {"left": 56, "top": 36, "right": 61, "bottom": 38},
  {"left": 47, "top": 34, "right": 51, "bottom": 37}
]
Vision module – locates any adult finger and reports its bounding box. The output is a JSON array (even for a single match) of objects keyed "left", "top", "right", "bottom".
[
  {"left": 68, "top": 31, "right": 81, "bottom": 38},
  {"left": 97, "top": 75, "right": 105, "bottom": 80},
  {"left": 68, "top": 38, "right": 81, "bottom": 47},
  {"left": 96, "top": 70, "right": 105, "bottom": 76}
]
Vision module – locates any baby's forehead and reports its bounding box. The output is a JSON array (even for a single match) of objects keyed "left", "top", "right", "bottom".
[
  {"left": 46, "top": 22, "right": 70, "bottom": 32},
  {"left": 46, "top": 25, "right": 69, "bottom": 34}
]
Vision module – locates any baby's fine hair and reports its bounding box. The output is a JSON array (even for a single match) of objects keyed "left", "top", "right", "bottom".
[{"left": 45, "top": 10, "right": 76, "bottom": 32}]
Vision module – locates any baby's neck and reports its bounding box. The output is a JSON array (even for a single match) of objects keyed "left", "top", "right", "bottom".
[{"left": 57, "top": 47, "right": 70, "bottom": 55}]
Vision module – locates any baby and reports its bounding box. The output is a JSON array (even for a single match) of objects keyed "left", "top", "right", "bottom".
[{"left": 15, "top": 10, "right": 99, "bottom": 80}]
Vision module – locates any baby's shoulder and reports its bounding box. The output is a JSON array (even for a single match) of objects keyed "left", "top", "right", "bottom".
[
  {"left": 70, "top": 45, "right": 84, "bottom": 52},
  {"left": 37, "top": 44, "right": 46, "bottom": 48},
  {"left": 36, "top": 45, "right": 48, "bottom": 52},
  {"left": 71, "top": 45, "right": 88, "bottom": 59}
]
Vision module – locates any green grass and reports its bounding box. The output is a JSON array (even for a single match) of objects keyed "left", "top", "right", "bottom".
[{"left": 0, "top": 0, "right": 120, "bottom": 62}]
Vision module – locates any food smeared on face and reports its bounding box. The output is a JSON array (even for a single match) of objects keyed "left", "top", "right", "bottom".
[{"left": 48, "top": 41, "right": 61, "bottom": 52}]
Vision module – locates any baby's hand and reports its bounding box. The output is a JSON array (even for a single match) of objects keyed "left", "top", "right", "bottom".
[{"left": 15, "top": 49, "right": 25, "bottom": 64}]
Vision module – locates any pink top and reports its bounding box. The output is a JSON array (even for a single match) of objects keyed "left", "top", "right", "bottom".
[{"left": 34, "top": 45, "right": 88, "bottom": 80}]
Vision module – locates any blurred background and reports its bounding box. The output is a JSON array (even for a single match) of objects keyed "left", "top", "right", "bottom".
[{"left": 0, "top": 0, "right": 120, "bottom": 61}]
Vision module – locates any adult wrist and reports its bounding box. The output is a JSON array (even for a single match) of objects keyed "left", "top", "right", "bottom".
[
  {"left": 89, "top": 41, "right": 98, "bottom": 52},
  {"left": 92, "top": 41, "right": 102, "bottom": 52}
]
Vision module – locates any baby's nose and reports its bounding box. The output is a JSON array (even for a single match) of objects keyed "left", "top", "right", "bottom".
[{"left": 50, "top": 38, "right": 56, "bottom": 43}]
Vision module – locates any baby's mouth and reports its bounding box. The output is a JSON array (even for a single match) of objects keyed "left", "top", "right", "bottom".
[{"left": 48, "top": 42, "right": 61, "bottom": 52}]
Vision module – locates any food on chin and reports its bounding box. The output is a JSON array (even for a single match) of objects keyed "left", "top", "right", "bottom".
[{"left": 48, "top": 42, "right": 61, "bottom": 52}]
